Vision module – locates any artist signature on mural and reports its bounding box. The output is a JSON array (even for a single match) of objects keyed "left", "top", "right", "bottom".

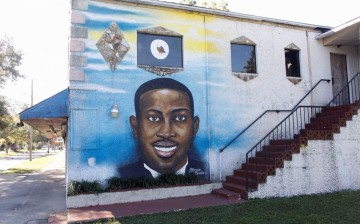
[{"left": 189, "top": 168, "right": 207, "bottom": 176}]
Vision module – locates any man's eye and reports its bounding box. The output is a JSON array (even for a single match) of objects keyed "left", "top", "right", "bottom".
[
  {"left": 175, "top": 115, "right": 187, "bottom": 122},
  {"left": 148, "top": 116, "right": 160, "bottom": 122}
]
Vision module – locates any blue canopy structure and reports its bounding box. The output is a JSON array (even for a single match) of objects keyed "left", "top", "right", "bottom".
[{"left": 19, "top": 88, "right": 69, "bottom": 139}]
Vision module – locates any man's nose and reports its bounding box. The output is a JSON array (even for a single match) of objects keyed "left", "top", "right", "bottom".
[{"left": 157, "top": 119, "right": 175, "bottom": 138}]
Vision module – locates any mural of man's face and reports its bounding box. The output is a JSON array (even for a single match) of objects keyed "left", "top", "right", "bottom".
[{"left": 130, "top": 88, "right": 199, "bottom": 174}]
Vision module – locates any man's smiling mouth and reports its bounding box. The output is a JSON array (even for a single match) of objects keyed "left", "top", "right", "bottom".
[
  {"left": 153, "top": 141, "right": 177, "bottom": 158},
  {"left": 154, "top": 146, "right": 176, "bottom": 152}
]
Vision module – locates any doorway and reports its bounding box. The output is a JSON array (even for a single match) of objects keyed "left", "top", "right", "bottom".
[{"left": 330, "top": 53, "right": 349, "bottom": 104}]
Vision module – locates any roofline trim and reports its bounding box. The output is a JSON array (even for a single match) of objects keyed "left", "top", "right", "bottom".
[
  {"left": 113, "top": 0, "right": 331, "bottom": 29},
  {"left": 316, "top": 16, "right": 360, "bottom": 40}
]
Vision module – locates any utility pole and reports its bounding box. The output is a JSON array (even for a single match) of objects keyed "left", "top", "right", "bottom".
[{"left": 29, "top": 79, "right": 33, "bottom": 161}]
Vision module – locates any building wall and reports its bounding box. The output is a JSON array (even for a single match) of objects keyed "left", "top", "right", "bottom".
[{"left": 67, "top": 0, "right": 359, "bottom": 184}]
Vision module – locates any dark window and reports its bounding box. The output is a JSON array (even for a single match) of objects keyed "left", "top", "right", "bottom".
[
  {"left": 231, "top": 43, "right": 257, "bottom": 73},
  {"left": 137, "top": 33, "right": 183, "bottom": 68},
  {"left": 285, "top": 49, "right": 300, "bottom": 77}
]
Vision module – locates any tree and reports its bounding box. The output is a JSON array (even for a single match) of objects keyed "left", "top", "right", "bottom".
[
  {"left": 178, "top": 0, "right": 229, "bottom": 11},
  {"left": 0, "top": 101, "right": 29, "bottom": 151},
  {"left": 0, "top": 36, "right": 24, "bottom": 131},
  {"left": 0, "top": 36, "right": 23, "bottom": 87},
  {"left": 244, "top": 49, "right": 256, "bottom": 73},
  {"left": 0, "top": 96, "right": 9, "bottom": 129},
  {"left": 200, "top": 0, "right": 228, "bottom": 11},
  {"left": 179, "top": 0, "right": 196, "bottom": 5},
  {"left": 0, "top": 114, "right": 29, "bottom": 152}
]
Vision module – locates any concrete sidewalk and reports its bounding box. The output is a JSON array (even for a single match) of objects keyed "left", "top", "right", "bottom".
[
  {"left": 62, "top": 193, "right": 243, "bottom": 223},
  {"left": 1, "top": 149, "right": 243, "bottom": 223},
  {"left": 0, "top": 150, "right": 66, "bottom": 224}
]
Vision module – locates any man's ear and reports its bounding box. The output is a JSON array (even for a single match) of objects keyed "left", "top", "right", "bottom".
[
  {"left": 193, "top": 116, "right": 199, "bottom": 137},
  {"left": 129, "top": 115, "right": 139, "bottom": 139}
]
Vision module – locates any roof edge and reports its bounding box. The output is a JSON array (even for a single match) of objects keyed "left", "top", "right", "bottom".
[
  {"left": 316, "top": 16, "right": 360, "bottom": 40},
  {"left": 113, "top": 0, "right": 332, "bottom": 30},
  {"left": 19, "top": 88, "right": 69, "bottom": 120}
]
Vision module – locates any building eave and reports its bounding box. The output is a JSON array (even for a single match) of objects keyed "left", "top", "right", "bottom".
[{"left": 316, "top": 16, "right": 360, "bottom": 46}]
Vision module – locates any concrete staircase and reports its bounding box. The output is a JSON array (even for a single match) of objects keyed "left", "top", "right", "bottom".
[{"left": 212, "top": 101, "right": 360, "bottom": 200}]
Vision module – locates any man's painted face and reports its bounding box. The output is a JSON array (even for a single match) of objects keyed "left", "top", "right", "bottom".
[{"left": 130, "top": 89, "right": 199, "bottom": 173}]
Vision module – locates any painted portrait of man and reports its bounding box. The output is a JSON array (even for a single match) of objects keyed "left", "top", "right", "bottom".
[{"left": 118, "top": 78, "right": 208, "bottom": 180}]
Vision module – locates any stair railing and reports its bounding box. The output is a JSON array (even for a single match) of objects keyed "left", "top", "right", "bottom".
[
  {"left": 244, "top": 72, "right": 360, "bottom": 190},
  {"left": 219, "top": 79, "right": 330, "bottom": 153},
  {"left": 328, "top": 72, "right": 360, "bottom": 107},
  {"left": 244, "top": 106, "right": 325, "bottom": 190}
]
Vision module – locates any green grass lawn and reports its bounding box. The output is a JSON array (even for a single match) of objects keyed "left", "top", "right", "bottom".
[
  {"left": 0, "top": 153, "right": 57, "bottom": 174},
  {"left": 76, "top": 190, "right": 360, "bottom": 224},
  {"left": 0, "top": 149, "right": 27, "bottom": 159}
]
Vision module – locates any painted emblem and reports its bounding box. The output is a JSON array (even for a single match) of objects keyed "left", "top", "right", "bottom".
[
  {"left": 150, "top": 39, "right": 169, "bottom": 60},
  {"left": 96, "top": 22, "right": 130, "bottom": 72}
]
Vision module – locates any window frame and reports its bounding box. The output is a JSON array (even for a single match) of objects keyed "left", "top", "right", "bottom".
[
  {"left": 137, "top": 32, "right": 184, "bottom": 69},
  {"left": 284, "top": 48, "right": 301, "bottom": 78},
  {"left": 231, "top": 42, "right": 257, "bottom": 74}
]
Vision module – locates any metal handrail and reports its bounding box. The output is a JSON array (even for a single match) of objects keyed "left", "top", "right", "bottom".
[
  {"left": 244, "top": 106, "right": 325, "bottom": 190},
  {"left": 292, "top": 79, "right": 331, "bottom": 109},
  {"left": 219, "top": 79, "right": 330, "bottom": 153},
  {"left": 244, "top": 72, "right": 360, "bottom": 190},
  {"left": 328, "top": 72, "right": 360, "bottom": 106}
]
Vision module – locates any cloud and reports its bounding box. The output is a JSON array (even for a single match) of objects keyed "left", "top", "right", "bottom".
[
  {"left": 70, "top": 83, "right": 128, "bottom": 94},
  {"left": 86, "top": 63, "right": 136, "bottom": 71},
  {"left": 198, "top": 81, "right": 227, "bottom": 87},
  {"left": 84, "top": 11, "right": 140, "bottom": 24}
]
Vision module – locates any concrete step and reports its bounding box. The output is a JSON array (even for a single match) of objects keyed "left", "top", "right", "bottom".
[
  {"left": 234, "top": 169, "right": 267, "bottom": 183},
  {"left": 223, "top": 182, "right": 249, "bottom": 200},
  {"left": 241, "top": 163, "right": 276, "bottom": 175},
  {"left": 226, "top": 175, "right": 258, "bottom": 189},
  {"left": 211, "top": 188, "right": 240, "bottom": 201}
]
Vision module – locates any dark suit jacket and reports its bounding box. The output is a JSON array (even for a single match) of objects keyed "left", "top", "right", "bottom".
[{"left": 118, "top": 158, "right": 208, "bottom": 180}]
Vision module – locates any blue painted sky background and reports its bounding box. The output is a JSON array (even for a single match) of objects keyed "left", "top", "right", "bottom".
[{"left": 70, "top": 1, "right": 211, "bottom": 168}]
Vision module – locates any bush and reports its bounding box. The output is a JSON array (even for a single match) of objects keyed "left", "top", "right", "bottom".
[
  {"left": 68, "top": 180, "right": 103, "bottom": 196},
  {"left": 68, "top": 173, "right": 200, "bottom": 196},
  {"left": 36, "top": 142, "right": 45, "bottom": 149},
  {"left": 107, "top": 173, "right": 199, "bottom": 191},
  {"left": 107, "top": 176, "right": 158, "bottom": 190},
  {"left": 157, "top": 172, "right": 198, "bottom": 185}
]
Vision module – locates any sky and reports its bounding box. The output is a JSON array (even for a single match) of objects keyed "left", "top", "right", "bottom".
[
  {"left": 0, "top": 0, "right": 70, "bottom": 112},
  {"left": 0, "top": 0, "right": 358, "bottom": 112}
]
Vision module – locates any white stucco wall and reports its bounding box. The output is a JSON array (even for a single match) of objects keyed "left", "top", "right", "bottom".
[
  {"left": 68, "top": 0, "right": 360, "bottom": 186},
  {"left": 204, "top": 15, "right": 359, "bottom": 181},
  {"left": 249, "top": 109, "right": 360, "bottom": 199},
  {"left": 206, "top": 20, "right": 319, "bottom": 181}
]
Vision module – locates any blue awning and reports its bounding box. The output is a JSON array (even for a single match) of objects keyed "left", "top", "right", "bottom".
[
  {"left": 20, "top": 88, "right": 68, "bottom": 120},
  {"left": 19, "top": 88, "right": 69, "bottom": 139}
]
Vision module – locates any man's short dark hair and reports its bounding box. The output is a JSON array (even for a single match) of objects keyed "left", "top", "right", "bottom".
[{"left": 134, "top": 78, "right": 194, "bottom": 117}]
